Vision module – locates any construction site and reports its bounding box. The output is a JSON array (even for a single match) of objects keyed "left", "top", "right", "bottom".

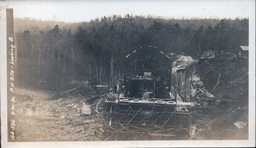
[{"left": 14, "top": 45, "right": 248, "bottom": 141}]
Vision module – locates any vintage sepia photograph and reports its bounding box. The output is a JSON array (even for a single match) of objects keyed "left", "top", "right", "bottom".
[{"left": 0, "top": 0, "right": 255, "bottom": 147}]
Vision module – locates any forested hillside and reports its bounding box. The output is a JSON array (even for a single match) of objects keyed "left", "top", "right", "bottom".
[{"left": 15, "top": 15, "right": 248, "bottom": 90}]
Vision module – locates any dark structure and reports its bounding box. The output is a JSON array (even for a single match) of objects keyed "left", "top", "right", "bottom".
[
  {"left": 124, "top": 45, "right": 172, "bottom": 100},
  {"left": 237, "top": 46, "right": 249, "bottom": 58},
  {"left": 103, "top": 45, "right": 194, "bottom": 140}
]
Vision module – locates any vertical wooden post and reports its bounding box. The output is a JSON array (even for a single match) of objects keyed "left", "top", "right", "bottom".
[
  {"left": 188, "top": 66, "right": 192, "bottom": 102},
  {"left": 51, "top": 44, "right": 54, "bottom": 67},
  {"left": 185, "top": 69, "right": 189, "bottom": 102},
  {"left": 124, "top": 58, "right": 127, "bottom": 96},
  {"left": 58, "top": 48, "right": 61, "bottom": 69},
  {"left": 110, "top": 55, "right": 114, "bottom": 87},
  {"left": 71, "top": 47, "right": 74, "bottom": 78},
  {"left": 171, "top": 71, "right": 174, "bottom": 92},
  {"left": 99, "top": 63, "right": 102, "bottom": 85},
  {"left": 169, "top": 60, "right": 171, "bottom": 92},
  {"left": 38, "top": 47, "right": 41, "bottom": 78},
  {"left": 63, "top": 49, "right": 66, "bottom": 73},
  {"left": 153, "top": 80, "right": 155, "bottom": 98},
  {"left": 95, "top": 62, "right": 99, "bottom": 84},
  {"left": 175, "top": 73, "right": 178, "bottom": 102}
]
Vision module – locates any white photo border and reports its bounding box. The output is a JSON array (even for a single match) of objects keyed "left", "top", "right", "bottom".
[{"left": 0, "top": 0, "right": 255, "bottom": 147}]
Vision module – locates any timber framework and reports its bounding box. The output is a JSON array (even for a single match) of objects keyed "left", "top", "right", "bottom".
[{"left": 103, "top": 45, "right": 196, "bottom": 140}]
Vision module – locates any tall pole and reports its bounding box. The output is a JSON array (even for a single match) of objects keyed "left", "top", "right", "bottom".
[{"left": 110, "top": 54, "right": 114, "bottom": 87}]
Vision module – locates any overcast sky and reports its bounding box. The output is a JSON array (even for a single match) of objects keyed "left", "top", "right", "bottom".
[{"left": 3, "top": 0, "right": 252, "bottom": 22}]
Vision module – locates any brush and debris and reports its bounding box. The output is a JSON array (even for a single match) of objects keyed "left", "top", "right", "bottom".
[{"left": 14, "top": 51, "right": 248, "bottom": 141}]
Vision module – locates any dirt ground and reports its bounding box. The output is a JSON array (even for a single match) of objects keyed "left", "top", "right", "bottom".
[
  {"left": 15, "top": 88, "right": 104, "bottom": 141},
  {"left": 13, "top": 52, "right": 248, "bottom": 141},
  {"left": 190, "top": 102, "right": 248, "bottom": 140},
  {"left": 14, "top": 86, "right": 248, "bottom": 141}
]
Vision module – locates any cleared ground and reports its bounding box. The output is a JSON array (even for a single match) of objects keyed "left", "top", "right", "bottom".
[{"left": 14, "top": 55, "right": 248, "bottom": 141}]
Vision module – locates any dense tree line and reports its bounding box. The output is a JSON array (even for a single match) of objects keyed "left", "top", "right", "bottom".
[{"left": 15, "top": 15, "right": 248, "bottom": 90}]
